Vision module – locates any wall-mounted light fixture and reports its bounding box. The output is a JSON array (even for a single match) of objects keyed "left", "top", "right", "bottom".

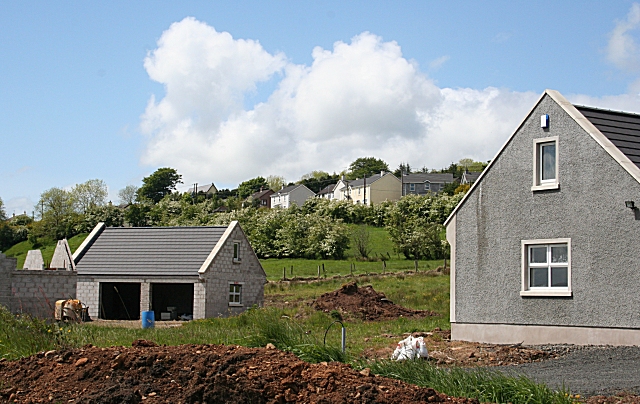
[{"left": 625, "top": 200, "right": 636, "bottom": 209}]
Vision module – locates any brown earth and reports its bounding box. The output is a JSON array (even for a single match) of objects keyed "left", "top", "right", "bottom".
[
  {"left": 311, "top": 281, "right": 439, "bottom": 321},
  {"left": 0, "top": 341, "right": 479, "bottom": 404}
]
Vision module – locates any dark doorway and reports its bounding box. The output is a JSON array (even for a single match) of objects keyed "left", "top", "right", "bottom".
[
  {"left": 151, "top": 283, "right": 194, "bottom": 320},
  {"left": 100, "top": 282, "right": 141, "bottom": 320}
]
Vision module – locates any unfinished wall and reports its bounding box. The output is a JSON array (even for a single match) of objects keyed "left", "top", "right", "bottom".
[
  {"left": 0, "top": 254, "right": 17, "bottom": 310},
  {"left": 10, "top": 270, "right": 77, "bottom": 318}
]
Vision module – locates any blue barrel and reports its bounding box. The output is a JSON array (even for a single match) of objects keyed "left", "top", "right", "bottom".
[{"left": 141, "top": 311, "right": 155, "bottom": 329}]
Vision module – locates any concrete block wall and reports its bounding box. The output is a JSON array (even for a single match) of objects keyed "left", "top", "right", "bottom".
[
  {"left": 193, "top": 281, "right": 206, "bottom": 319},
  {"left": 140, "top": 283, "right": 150, "bottom": 314},
  {"left": 203, "top": 225, "right": 267, "bottom": 317},
  {"left": 10, "top": 270, "right": 77, "bottom": 318},
  {"left": 77, "top": 281, "right": 100, "bottom": 319},
  {"left": 0, "top": 254, "right": 17, "bottom": 310}
]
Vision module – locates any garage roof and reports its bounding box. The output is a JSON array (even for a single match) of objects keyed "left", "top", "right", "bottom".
[{"left": 74, "top": 226, "right": 227, "bottom": 276}]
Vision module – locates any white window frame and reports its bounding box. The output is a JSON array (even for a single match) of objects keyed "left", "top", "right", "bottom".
[
  {"left": 424, "top": 182, "right": 431, "bottom": 191},
  {"left": 409, "top": 183, "right": 415, "bottom": 192},
  {"left": 228, "top": 282, "right": 243, "bottom": 306},
  {"left": 520, "top": 238, "right": 571, "bottom": 297},
  {"left": 233, "top": 241, "right": 241, "bottom": 263},
  {"left": 531, "top": 136, "right": 559, "bottom": 191}
]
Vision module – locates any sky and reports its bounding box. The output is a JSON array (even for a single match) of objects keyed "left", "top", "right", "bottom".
[{"left": 3, "top": 1, "right": 640, "bottom": 215}]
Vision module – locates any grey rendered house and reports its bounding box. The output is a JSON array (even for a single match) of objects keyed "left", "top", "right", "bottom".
[
  {"left": 446, "top": 89, "right": 640, "bottom": 346},
  {"left": 402, "top": 173, "right": 454, "bottom": 195},
  {"left": 74, "top": 221, "right": 266, "bottom": 321}
]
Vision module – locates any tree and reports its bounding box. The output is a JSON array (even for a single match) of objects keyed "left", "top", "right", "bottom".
[
  {"left": 37, "top": 187, "right": 78, "bottom": 240},
  {"left": 72, "top": 179, "right": 108, "bottom": 213},
  {"left": 266, "top": 175, "right": 286, "bottom": 191},
  {"left": 298, "top": 171, "right": 339, "bottom": 193},
  {"left": 393, "top": 162, "right": 412, "bottom": 177},
  {"left": 347, "top": 157, "right": 389, "bottom": 180},
  {"left": 237, "top": 177, "right": 269, "bottom": 199},
  {"left": 0, "top": 197, "right": 6, "bottom": 221},
  {"left": 458, "top": 158, "right": 474, "bottom": 172},
  {"left": 118, "top": 185, "right": 139, "bottom": 205},
  {"left": 352, "top": 225, "right": 371, "bottom": 259},
  {"left": 137, "top": 168, "right": 182, "bottom": 203}
]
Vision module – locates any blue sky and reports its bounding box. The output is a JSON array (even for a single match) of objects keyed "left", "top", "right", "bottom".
[{"left": 3, "top": 1, "right": 640, "bottom": 215}]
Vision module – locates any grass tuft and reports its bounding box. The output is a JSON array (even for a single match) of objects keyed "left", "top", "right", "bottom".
[{"left": 364, "top": 359, "right": 573, "bottom": 404}]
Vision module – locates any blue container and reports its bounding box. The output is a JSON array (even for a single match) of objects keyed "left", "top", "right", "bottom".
[{"left": 141, "top": 311, "right": 155, "bottom": 329}]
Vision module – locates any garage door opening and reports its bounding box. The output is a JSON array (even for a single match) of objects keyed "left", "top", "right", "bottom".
[
  {"left": 151, "top": 283, "right": 194, "bottom": 320},
  {"left": 100, "top": 282, "right": 140, "bottom": 320}
]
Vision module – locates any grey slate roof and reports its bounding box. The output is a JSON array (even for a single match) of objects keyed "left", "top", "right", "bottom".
[
  {"left": 575, "top": 105, "right": 640, "bottom": 169},
  {"left": 348, "top": 173, "right": 386, "bottom": 188},
  {"left": 274, "top": 184, "right": 298, "bottom": 194},
  {"left": 75, "top": 227, "right": 227, "bottom": 276},
  {"left": 317, "top": 184, "right": 336, "bottom": 195},
  {"left": 402, "top": 173, "right": 454, "bottom": 183}
]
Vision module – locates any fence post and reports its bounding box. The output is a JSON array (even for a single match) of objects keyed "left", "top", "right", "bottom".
[
  {"left": 283, "top": 267, "right": 286, "bottom": 281},
  {"left": 317, "top": 265, "right": 321, "bottom": 279},
  {"left": 290, "top": 265, "right": 293, "bottom": 277},
  {"left": 414, "top": 260, "right": 418, "bottom": 273}
]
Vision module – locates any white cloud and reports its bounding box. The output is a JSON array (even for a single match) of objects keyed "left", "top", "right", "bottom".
[
  {"left": 139, "top": 18, "right": 640, "bottom": 187},
  {"left": 429, "top": 55, "right": 450, "bottom": 71},
  {"left": 607, "top": 3, "right": 640, "bottom": 73}
]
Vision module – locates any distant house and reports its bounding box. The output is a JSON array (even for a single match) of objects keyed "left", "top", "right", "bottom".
[
  {"left": 270, "top": 184, "right": 315, "bottom": 209},
  {"left": 74, "top": 221, "right": 266, "bottom": 321},
  {"left": 187, "top": 183, "right": 218, "bottom": 196},
  {"left": 335, "top": 172, "right": 401, "bottom": 205},
  {"left": 249, "top": 189, "right": 275, "bottom": 208},
  {"left": 316, "top": 184, "right": 337, "bottom": 200},
  {"left": 461, "top": 171, "right": 481, "bottom": 185},
  {"left": 446, "top": 89, "right": 640, "bottom": 346},
  {"left": 401, "top": 173, "right": 454, "bottom": 195}
]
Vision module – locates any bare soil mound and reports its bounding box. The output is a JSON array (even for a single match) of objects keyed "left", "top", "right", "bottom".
[
  {"left": 0, "top": 341, "right": 479, "bottom": 404},
  {"left": 311, "top": 281, "right": 439, "bottom": 321}
]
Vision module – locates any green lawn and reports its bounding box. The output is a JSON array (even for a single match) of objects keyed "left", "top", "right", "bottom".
[{"left": 3, "top": 233, "right": 88, "bottom": 269}]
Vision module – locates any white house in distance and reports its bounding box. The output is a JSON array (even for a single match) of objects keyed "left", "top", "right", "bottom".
[{"left": 270, "top": 184, "right": 316, "bottom": 208}]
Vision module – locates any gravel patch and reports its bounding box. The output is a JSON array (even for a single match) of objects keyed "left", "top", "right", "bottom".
[{"left": 497, "top": 345, "right": 640, "bottom": 397}]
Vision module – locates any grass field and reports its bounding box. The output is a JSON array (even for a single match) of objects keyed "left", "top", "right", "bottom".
[
  {"left": 261, "top": 225, "right": 447, "bottom": 281},
  {"left": 3, "top": 233, "right": 88, "bottom": 269}
]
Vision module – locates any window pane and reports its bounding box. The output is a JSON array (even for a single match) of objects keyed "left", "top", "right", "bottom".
[
  {"left": 551, "top": 245, "right": 568, "bottom": 263},
  {"left": 551, "top": 267, "right": 568, "bottom": 287},
  {"left": 530, "top": 268, "right": 549, "bottom": 287},
  {"left": 541, "top": 143, "right": 556, "bottom": 181},
  {"left": 229, "top": 285, "right": 234, "bottom": 293},
  {"left": 530, "top": 246, "right": 547, "bottom": 263}
]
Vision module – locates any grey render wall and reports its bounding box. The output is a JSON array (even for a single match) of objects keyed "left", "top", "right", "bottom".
[
  {"left": 202, "top": 225, "right": 266, "bottom": 317},
  {"left": 454, "top": 94, "right": 640, "bottom": 329},
  {"left": 402, "top": 182, "right": 443, "bottom": 195}
]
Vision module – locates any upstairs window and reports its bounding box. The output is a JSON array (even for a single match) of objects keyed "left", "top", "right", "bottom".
[
  {"left": 532, "top": 136, "right": 559, "bottom": 191},
  {"left": 424, "top": 182, "right": 430, "bottom": 191},
  {"left": 409, "top": 183, "right": 415, "bottom": 192},
  {"left": 233, "top": 241, "right": 241, "bottom": 263}
]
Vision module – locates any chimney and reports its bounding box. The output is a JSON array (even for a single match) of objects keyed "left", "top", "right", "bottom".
[{"left": 380, "top": 170, "right": 385, "bottom": 177}]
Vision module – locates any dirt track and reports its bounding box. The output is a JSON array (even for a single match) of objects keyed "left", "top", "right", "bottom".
[{"left": 0, "top": 341, "right": 479, "bottom": 404}]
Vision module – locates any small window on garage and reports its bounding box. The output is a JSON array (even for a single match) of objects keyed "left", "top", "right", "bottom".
[{"left": 229, "top": 283, "right": 242, "bottom": 306}]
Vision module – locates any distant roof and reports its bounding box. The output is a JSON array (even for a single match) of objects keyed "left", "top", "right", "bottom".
[
  {"left": 461, "top": 171, "right": 481, "bottom": 183},
  {"left": 251, "top": 189, "right": 274, "bottom": 199},
  {"left": 575, "top": 105, "right": 640, "bottom": 169},
  {"left": 273, "top": 184, "right": 314, "bottom": 195},
  {"left": 349, "top": 172, "right": 394, "bottom": 188},
  {"left": 317, "top": 184, "right": 336, "bottom": 195},
  {"left": 75, "top": 227, "right": 227, "bottom": 276},
  {"left": 186, "top": 183, "right": 217, "bottom": 194},
  {"left": 403, "top": 173, "right": 454, "bottom": 183}
]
